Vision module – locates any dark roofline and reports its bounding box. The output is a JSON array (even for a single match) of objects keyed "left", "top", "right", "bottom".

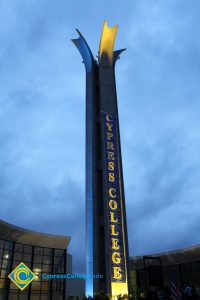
[
  {"left": 0, "top": 219, "right": 71, "bottom": 249},
  {"left": 130, "top": 243, "right": 200, "bottom": 260}
]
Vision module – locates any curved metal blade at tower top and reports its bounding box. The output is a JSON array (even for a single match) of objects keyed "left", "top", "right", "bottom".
[
  {"left": 72, "top": 29, "right": 94, "bottom": 73},
  {"left": 113, "top": 48, "right": 126, "bottom": 66}
]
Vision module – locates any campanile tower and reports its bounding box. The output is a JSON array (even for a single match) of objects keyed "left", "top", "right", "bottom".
[{"left": 72, "top": 21, "right": 129, "bottom": 298}]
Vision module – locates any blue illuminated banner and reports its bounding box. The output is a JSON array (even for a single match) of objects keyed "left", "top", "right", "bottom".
[{"left": 102, "top": 111, "right": 127, "bottom": 283}]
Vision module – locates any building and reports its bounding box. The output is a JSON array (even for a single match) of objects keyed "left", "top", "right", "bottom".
[
  {"left": 72, "top": 21, "right": 129, "bottom": 297},
  {"left": 66, "top": 254, "right": 85, "bottom": 297},
  {"left": 129, "top": 245, "right": 200, "bottom": 299},
  {"left": 0, "top": 219, "right": 71, "bottom": 300}
]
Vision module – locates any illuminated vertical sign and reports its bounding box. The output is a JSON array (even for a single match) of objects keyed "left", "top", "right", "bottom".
[
  {"left": 102, "top": 112, "right": 128, "bottom": 296},
  {"left": 73, "top": 20, "right": 129, "bottom": 297}
]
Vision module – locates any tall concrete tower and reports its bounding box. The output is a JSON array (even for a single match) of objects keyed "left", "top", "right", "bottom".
[{"left": 72, "top": 21, "right": 129, "bottom": 298}]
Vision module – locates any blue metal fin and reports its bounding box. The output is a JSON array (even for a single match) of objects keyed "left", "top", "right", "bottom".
[{"left": 72, "top": 30, "right": 95, "bottom": 73}]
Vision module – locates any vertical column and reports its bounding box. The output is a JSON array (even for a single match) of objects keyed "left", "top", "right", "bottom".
[
  {"left": 72, "top": 31, "right": 95, "bottom": 297},
  {"left": 72, "top": 21, "right": 130, "bottom": 297},
  {"left": 98, "top": 21, "right": 129, "bottom": 297}
]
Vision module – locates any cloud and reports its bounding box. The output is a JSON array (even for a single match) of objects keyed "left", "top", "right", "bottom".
[
  {"left": 125, "top": 120, "right": 200, "bottom": 255},
  {"left": 126, "top": 0, "right": 199, "bottom": 53},
  {"left": 0, "top": 176, "right": 85, "bottom": 272},
  {"left": 0, "top": 0, "right": 86, "bottom": 272}
]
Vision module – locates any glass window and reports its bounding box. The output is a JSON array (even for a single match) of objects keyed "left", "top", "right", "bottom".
[
  {"left": 5, "top": 241, "right": 13, "bottom": 250},
  {"left": 35, "top": 273, "right": 42, "bottom": 282},
  {"left": 43, "top": 256, "right": 51, "bottom": 265},
  {"left": 189, "top": 262, "right": 199, "bottom": 271},
  {"left": 53, "top": 265, "right": 63, "bottom": 274},
  {"left": 0, "top": 241, "right": 4, "bottom": 249},
  {"left": 12, "top": 261, "right": 20, "bottom": 269},
  {"left": 15, "top": 244, "right": 23, "bottom": 252},
  {"left": 34, "top": 255, "right": 42, "bottom": 264},
  {"left": 192, "top": 270, "right": 200, "bottom": 283},
  {"left": 31, "top": 281, "right": 41, "bottom": 291},
  {"left": 41, "top": 281, "right": 49, "bottom": 291},
  {"left": 33, "top": 263, "right": 42, "bottom": 272},
  {"left": 52, "top": 295, "right": 62, "bottom": 300},
  {"left": 42, "top": 264, "right": 51, "bottom": 273},
  {"left": 53, "top": 280, "right": 63, "bottom": 291},
  {"left": 23, "top": 261, "right": 31, "bottom": 268},
  {"left": 23, "top": 254, "right": 32, "bottom": 262},
  {"left": 0, "top": 291, "right": 7, "bottom": 300},
  {"left": 0, "top": 279, "right": 5, "bottom": 289},
  {"left": 2, "top": 259, "right": 11, "bottom": 269},
  {"left": 14, "top": 252, "right": 23, "bottom": 261},
  {"left": 10, "top": 282, "right": 19, "bottom": 290},
  {"left": 43, "top": 248, "right": 52, "bottom": 256},
  {"left": 53, "top": 279, "right": 64, "bottom": 291},
  {"left": 0, "top": 269, "right": 9, "bottom": 279},
  {"left": 34, "top": 247, "right": 43, "bottom": 255},
  {"left": 2, "top": 278, "right": 9, "bottom": 287},
  {"left": 19, "top": 292, "right": 28, "bottom": 300},
  {"left": 54, "top": 249, "right": 64, "bottom": 256},
  {"left": 33, "top": 266, "right": 42, "bottom": 275},
  {"left": 130, "top": 269, "right": 137, "bottom": 289},
  {"left": 137, "top": 269, "right": 146, "bottom": 288},
  {"left": 162, "top": 266, "right": 171, "bottom": 283},
  {"left": 12, "top": 261, "right": 31, "bottom": 269},
  {"left": 3, "top": 249, "right": 12, "bottom": 260},
  {"left": 54, "top": 256, "right": 63, "bottom": 265},
  {"left": 181, "top": 263, "right": 190, "bottom": 272},
  {"left": 30, "top": 292, "right": 41, "bottom": 300},
  {"left": 41, "top": 294, "right": 50, "bottom": 300},
  {"left": 23, "top": 245, "right": 32, "bottom": 254},
  {"left": 0, "top": 249, "right": 3, "bottom": 258},
  {"left": 8, "top": 290, "right": 19, "bottom": 299}
]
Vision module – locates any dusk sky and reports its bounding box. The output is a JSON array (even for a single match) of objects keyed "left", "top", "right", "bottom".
[{"left": 0, "top": 0, "right": 200, "bottom": 273}]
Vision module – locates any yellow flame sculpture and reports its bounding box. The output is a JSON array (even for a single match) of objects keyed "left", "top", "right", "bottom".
[{"left": 99, "top": 20, "right": 118, "bottom": 66}]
